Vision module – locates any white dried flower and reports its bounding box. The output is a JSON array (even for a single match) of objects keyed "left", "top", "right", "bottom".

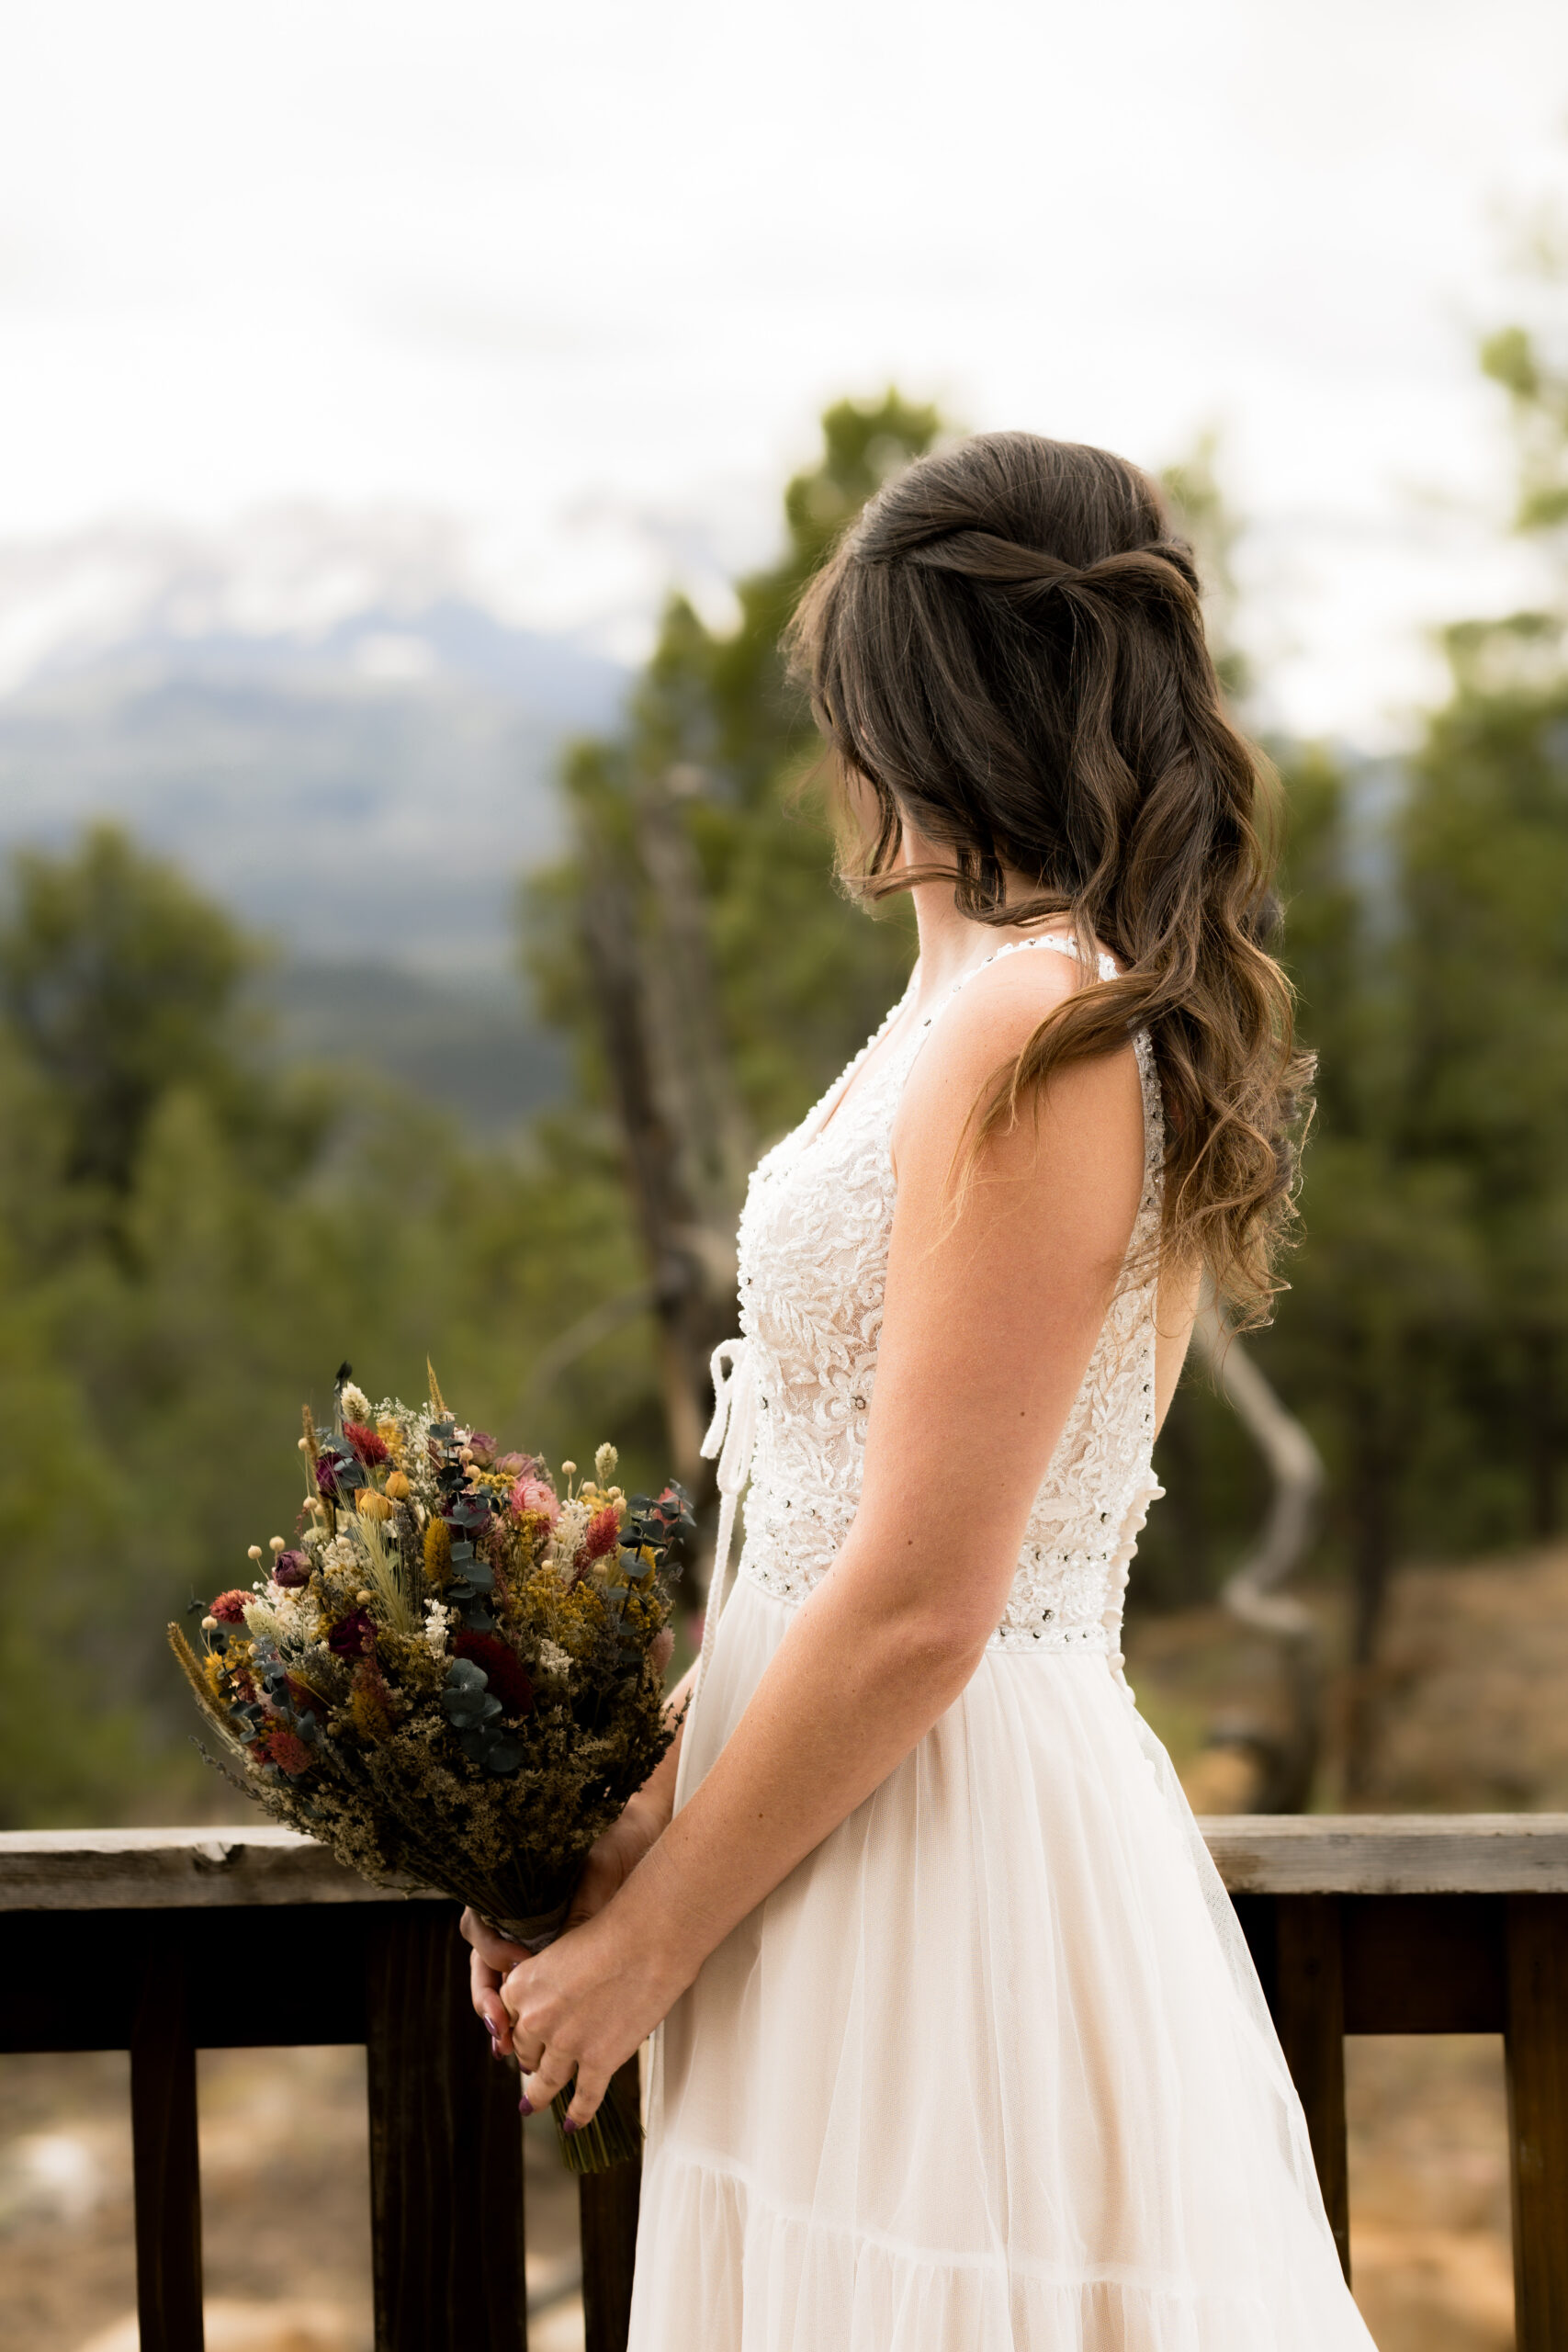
[
  {"left": 423, "top": 1599, "right": 454, "bottom": 1660},
  {"left": 372, "top": 1396, "right": 442, "bottom": 1514},
  {"left": 247, "top": 1582, "right": 321, "bottom": 1647},
  {"left": 321, "top": 1533, "right": 360, "bottom": 1575},
  {"left": 593, "top": 1442, "right": 618, "bottom": 1487},
  {"left": 547, "top": 1496, "right": 591, "bottom": 1574},
  {"left": 536, "top": 1637, "right": 573, "bottom": 1678},
  {"left": 340, "top": 1383, "right": 372, "bottom": 1422}
]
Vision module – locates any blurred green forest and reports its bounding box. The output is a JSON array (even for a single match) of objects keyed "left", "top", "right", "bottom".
[{"left": 3, "top": 331, "right": 1567, "bottom": 1825}]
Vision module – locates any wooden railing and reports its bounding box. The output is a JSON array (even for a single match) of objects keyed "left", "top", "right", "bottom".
[{"left": 3, "top": 1817, "right": 1566, "bottom": 2351}]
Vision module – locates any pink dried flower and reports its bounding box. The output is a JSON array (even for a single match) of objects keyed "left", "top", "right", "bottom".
[
  {"left": 582, "top": 1504, "right": 621, "bottom": 1562},
  {"left": 511, "top": 1476, "right": 559, "bottom": 1524},
  {"left": 272, "top": 1550, "right": 310, "bottom": 1588},
  {"left": 210, "top": 1589, "right": 250, "bottom": 1624}
]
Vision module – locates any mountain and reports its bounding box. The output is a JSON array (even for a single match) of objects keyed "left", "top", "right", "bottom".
[
  {"left": 0, "top": 584, "right": 627, "bottom": 978},
  {"left": 258, "top": 957, "right": 570, "bottom": 1133}
]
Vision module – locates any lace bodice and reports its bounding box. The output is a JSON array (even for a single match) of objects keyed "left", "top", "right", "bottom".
[{"left": 716, "top": 935, "right": 1166, "bottom": 1672}]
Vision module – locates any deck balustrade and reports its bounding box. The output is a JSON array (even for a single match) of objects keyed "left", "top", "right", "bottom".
[{"left": 3, "top": 1815, "right": 1565, "bottom": 2351}]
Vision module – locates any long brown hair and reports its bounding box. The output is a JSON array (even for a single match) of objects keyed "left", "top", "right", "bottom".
[{"left": 784, "top": 430, "right": 1311, "bottom": 1326}]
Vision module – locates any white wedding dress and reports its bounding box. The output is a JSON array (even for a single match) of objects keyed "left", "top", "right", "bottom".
[{"left": 628, "top": 937, "right": 1374, "bottom": 2350}]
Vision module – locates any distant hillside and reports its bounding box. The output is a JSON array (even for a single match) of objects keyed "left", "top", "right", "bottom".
[
  {"left": 259, "top": 958, "right": 570, "bottom": 1134},
  {"left": 0, "top": 591, "right": 626, "bottom": 978}
]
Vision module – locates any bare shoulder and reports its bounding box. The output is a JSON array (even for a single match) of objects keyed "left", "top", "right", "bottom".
[{"left": 892, "top": 946, "right": 1144, "bottom": 1197}]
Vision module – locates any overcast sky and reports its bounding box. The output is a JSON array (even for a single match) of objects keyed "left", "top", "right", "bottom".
[{"left": 5, "top": 0, "right": 1568, "bottom": 742}]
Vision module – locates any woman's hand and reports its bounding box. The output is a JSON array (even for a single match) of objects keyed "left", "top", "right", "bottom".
[
  {"left": 461, "top": 1793, "right": 669, "bottom": 2058},
  {"left": 500, "top": 1843, "right": 693, "bottom": 2129},
  {"left": 462, "top": 1912, "right": 531, "bottom": 2057}
]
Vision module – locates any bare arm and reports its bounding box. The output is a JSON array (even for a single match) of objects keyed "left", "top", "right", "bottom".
[{"left": 500, "top": 956, "right": 1145, "bottom": 2121}]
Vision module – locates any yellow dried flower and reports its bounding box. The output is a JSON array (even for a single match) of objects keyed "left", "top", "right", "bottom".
[
  {"left": 350, "top": 1673, "right": 394, "bottom": 1742},
  {"left": 385, "top": 1471, "right": 411, "bottom": 1502},
  {"left": 423, "top": 1516, "right": 453, "bottom": 1589},
  {"left": 356, "top": 1489, "right": 393, "bottom": 1522}
]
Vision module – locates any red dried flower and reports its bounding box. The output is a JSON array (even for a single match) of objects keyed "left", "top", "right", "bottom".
[
  {"left": 344, "top": 1421, "right": 389, "bottom": 1468},
  {"left": 264, "top": 1726, "right": 312, "bottom": 1776},
  {"left": 453, "top": 1633, "right": 536, "bottom": 1717},
  {"left": 583, "top": 1504, "right": 621, "bottom": 1562},
  {"left": 210, "top": 1589, "right": 250, "bottom": 1624},
  {"left": 328, "top": 1609, "right": 376, "bottom": 1660}
]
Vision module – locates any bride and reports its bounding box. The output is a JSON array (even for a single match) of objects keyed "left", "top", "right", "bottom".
[{"left": 465, "top": 432, "right": 1374, "bottom": 2347}]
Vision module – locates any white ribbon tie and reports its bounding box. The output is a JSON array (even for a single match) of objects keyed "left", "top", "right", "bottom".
[{"left": 695, "top": 1336, "right": 757, "bottom": 1692}]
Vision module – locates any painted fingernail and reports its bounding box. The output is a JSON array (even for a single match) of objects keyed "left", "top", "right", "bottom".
[
  {"left": 518, "top": 2091, "right": 533, "bottom": 2115},
  {"left": 562, "top": 2116, "right": 577, "bottom": 2135}
]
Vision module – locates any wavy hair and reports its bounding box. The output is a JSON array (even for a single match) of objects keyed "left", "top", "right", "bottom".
[{"left": 784, "top": 430, "right": 1311, "bottom": 1326}]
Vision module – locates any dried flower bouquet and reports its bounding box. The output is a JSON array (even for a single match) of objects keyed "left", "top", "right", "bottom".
[{"left": 171, "top": 1365, "right": 691, "bottom": 2173}]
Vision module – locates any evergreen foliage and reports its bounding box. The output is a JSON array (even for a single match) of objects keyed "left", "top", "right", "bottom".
[
  {"left": 0, "top": 836, "right": 656, "bottom": 1825},
  {"left": 5, "top": 356, "right": 1568, "bottom": 1822}
]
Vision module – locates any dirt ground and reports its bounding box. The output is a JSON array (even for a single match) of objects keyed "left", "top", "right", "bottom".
[
  {"left": 0, "top": 2046, "right": 587, "bottom": 2352},
  {"left": 1125, "top": 1541, "right": 1568, "bottom": 1815},
  {"left": 4, "top": 1548, "right": 1561, "bottom": 2351}
]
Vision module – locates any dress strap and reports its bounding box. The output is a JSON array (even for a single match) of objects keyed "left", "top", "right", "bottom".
[{"left": 893, "top": 933, "right": 1109, "bottom": 1090}]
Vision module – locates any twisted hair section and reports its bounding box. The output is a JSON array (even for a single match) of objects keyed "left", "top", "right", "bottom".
[{"left": 784, "top": 432, "right": 1312, "bottom": 1327}]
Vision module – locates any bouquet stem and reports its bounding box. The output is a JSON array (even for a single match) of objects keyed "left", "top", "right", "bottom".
[{"left": 551, "top": 2078, "right": 642, "bottom": 2175}]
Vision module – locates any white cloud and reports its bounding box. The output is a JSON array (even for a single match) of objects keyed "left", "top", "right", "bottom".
[{"left": 1, "top": 0, "right": 1566, "bottom": 738}]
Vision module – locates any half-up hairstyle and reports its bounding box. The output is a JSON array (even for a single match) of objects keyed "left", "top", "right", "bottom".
[{"left": 784, "top": 430, "right": 1312, "bottom": 1327}]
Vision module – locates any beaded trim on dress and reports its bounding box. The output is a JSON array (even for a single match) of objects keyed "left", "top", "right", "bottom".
[{"left": 730, "top": 935, "right": 1165, "bottom": 1668}]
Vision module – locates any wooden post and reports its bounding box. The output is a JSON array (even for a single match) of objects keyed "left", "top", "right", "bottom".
[
  {"left": 1272, "top": 1894, "right": 1349, "bottom": 2279},
  {"left": 1506, "top": 1894, "right": 1568, "bottom": 2352},
  {"left": 366, "top": 1906, "right": 527, "bottom": 2352},
  {"left": 578, "top": 2058, "right": 643, "bottom": 2352},
  {"left": 130, "top": 1917, "right": 205, "bottom": 2352}
]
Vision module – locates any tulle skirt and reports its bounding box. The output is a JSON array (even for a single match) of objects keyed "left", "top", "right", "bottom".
[{"left": 629, "top": 1574, "right": 1375, "bottom": 2350}]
